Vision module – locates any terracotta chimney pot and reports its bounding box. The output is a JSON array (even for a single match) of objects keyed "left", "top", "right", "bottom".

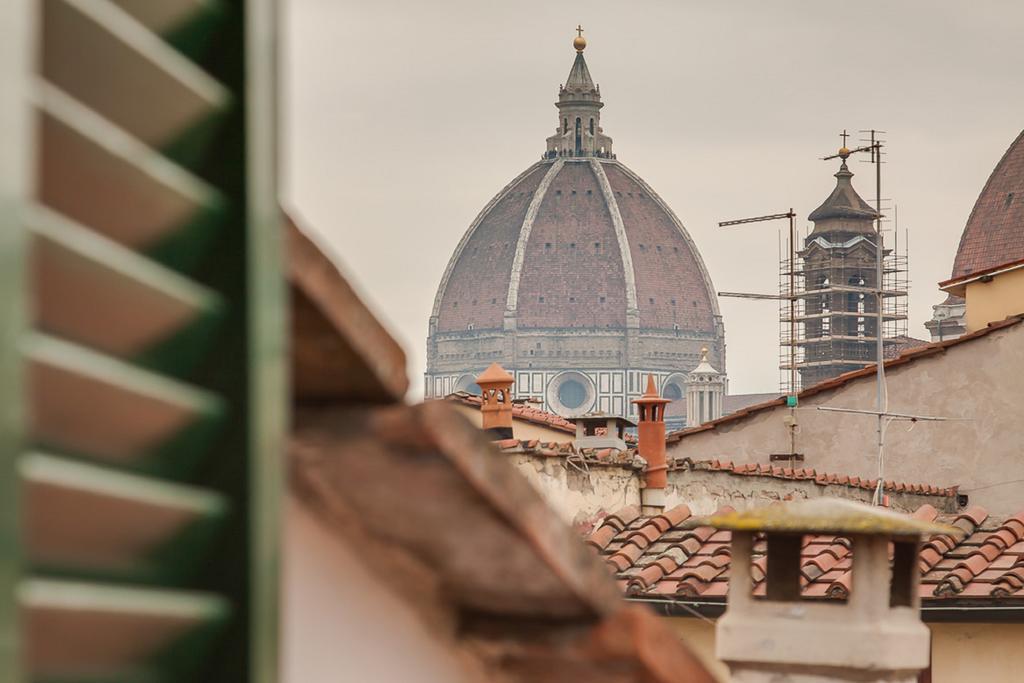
[
  {"left": 476, "top": 363, "right": 515, "bottom": 440},
  {"left": 633, "top": 374, "right": 670, "bottom": 513}
]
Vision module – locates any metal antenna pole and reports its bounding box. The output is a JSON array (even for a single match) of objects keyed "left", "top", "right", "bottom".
[
  {"left": 788, "top": 210, "right": 797, "bottom": 458},
  {"left": 872, "top": 130, "right": 886, "bottom": 506},
  {"left": 789, "top": 209, "right": 796, "bottom": 401},
  {"left": 823, "top": 131, "right": 891, "bottom": 504},
  {"left": 717, "top": 210, "right": 800, "bottom": 460}
]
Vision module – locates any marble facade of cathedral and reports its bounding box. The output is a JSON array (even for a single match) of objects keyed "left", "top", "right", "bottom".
[{"left": 426, "top": 34, "right": 725, "bottom": 418}]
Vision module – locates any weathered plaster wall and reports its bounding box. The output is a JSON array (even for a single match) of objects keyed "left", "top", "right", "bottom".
[
  {"left": 667, "top": 324, "right": 1024, "bottom": 516},
  {"left": 668, "top": 617, "right": 727, "bottom": 682},
  {"left": 505, "top": 454, "right": 953, "bottom": 528},
  {"left": 664, "top": 469, "right": 955, "bottom": 516},
  {"left": 507, "top": 453, "right": 639, "bottom": 527},
  {"left": 667, "top": 616, "right": 1024, "bottom": 683},
  {"left": 282, "top": 497, "right": 479, "bottom": 683},
  {"left": 929, "top": 621, "right": 1024, "bottom": 682},
  {"left": 964, "top": 268, "right": 1024, "bottom": 333}
]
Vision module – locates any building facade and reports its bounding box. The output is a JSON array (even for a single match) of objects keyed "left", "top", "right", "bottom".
[{"left": 426, "top": 34, "right": 725, "bottom": 417}]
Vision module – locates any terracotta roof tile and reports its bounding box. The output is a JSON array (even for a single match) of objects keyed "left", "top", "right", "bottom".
[
  {"left": 445, "top": 392, "right": 576, "bottom": 434},
  {"left": 933, "top": 510, "right": 1024, "bottom": 597},
  {"left": 586, "top": 503, "right": 1024, "bottom": 609},
  {"left": 678, "top": 459, "right": 956, "bottom": 500}
]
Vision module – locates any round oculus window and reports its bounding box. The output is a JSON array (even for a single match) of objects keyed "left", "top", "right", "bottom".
[{"left": 558, "top": 379, "right": 587, "bottom": 410}]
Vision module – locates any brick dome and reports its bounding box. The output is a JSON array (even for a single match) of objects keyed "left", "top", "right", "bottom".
[
  {"left": 432, "top": 158, "right": 720, "bottom": 335},
  {"left": 952, "top": 129, "right": 1024, "bottom": 279},
  {"left": 425, "top": 34, "right": 724, "bottom": 418}
]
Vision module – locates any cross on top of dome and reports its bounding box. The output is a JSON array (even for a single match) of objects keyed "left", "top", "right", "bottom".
[{"left": 574, "top": 24, "right": 587, "bottom": 52}]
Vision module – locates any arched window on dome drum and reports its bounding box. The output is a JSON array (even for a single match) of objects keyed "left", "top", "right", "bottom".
[
  {"left": 589, "top": 118, "right": 594, "bottom": 136},
  {"left": 563, "top": 118, "right": 567, "bottom": 134},
  {"left": 575, "top": 117, "right": 582, "bottom": 155}
]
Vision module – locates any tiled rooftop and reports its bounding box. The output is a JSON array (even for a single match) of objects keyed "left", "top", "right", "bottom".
[
  {"left": 446, "top": 392, "right": 576, "bottom": 434},
  {"left": 688, "top": 459, "right": 958, "bottom": 498},
  {"left": 883, "top": 334, "right": 930, "bottom": 360},
  {"left": 585, "top": 503, "right": 1024, "bottom": 604}
]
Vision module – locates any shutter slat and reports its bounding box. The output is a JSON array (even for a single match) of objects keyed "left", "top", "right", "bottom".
[
  {"left": 108, "top": 0, "right": 216, "bottom": 35},
  {"left": 30, "top": 205, "right": 222, "bottom": 360},
  {"left": 27, "top": 333, "right": 223, "bottom": 467},
  {"left": 23, "top": 452, "right": 226, "bottom": 581},
  {"left": 35, "top": 80, "right": 223, "bottom": 256},
  {"left": 21, "top": 578, "right": 228, "bottom": 680},
  {"left": 2, "top": 0, "right": 283, "bottom": 679},
  {"left": 43, "top": 0, "right": 229, "bottom": 149}
]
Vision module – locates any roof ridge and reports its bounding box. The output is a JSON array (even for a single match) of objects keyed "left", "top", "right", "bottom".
[
  {"left": 688, "top": 459, "right": 957, "bottom": 498},
  {"left": 668, "top": 314, "right": 1024, "bottom": 443},
  {"left": 444, "top": 392, "right": 576, "bottom": 433}
]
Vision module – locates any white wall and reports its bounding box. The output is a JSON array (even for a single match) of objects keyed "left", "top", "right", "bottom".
[{"left": 281, "top": 496, "right": 479, "bottom": 683}]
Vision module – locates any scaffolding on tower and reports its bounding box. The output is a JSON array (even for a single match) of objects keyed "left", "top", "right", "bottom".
[{"left": 776, "top": 131, "right": 910, "bottom": 395}]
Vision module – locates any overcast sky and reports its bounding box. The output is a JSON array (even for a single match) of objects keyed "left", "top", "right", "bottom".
[{"left": 282, "top": 0, "right": 1024, "bottom": 397}]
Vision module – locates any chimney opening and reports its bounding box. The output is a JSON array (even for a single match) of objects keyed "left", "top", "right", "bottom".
[
  {"left": 764, "top": 533, "right": 803, "bottom": 602},
  {"left": 890, "top": 540, "right": 916, "bottom": 607}
]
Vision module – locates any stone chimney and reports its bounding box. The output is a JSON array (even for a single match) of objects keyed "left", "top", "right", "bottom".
[
  {"left": 476, "top": 363, "right": 515, "bottom": 440},
  {"left": 633, "top": 374, "right": 669, "bottom": 514},
  {"left": 702, "top": 498, "right": 954, "bottom": 682},
  {"left": 572, "top": 414, "right": 634, "bottom": 452}
]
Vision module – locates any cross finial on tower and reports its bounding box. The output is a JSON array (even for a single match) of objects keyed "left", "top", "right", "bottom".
[
  {"left": 573, "top": 25, "right": 587, "bottom": 52},
  {"left": 838, "top": 129, "right": 851, "bottom": 159}
]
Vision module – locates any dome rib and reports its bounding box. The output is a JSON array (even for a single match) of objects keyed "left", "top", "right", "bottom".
[
  {"left": 505, "top": 159, "right": 564, "bottom": 314},
  {"left": 608, "top": 162, "right": 723, "bottom": 322},
  {"left": 590, "top": 158, "right": 639, "bottom": 316},
  {"left": 430, "top": 162, "right": 545, "bottom": 322}
]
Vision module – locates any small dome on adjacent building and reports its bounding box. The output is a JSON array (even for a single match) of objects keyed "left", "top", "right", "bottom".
[
  {"left": 951, "top": 129, "right": 1024, "bottom": 279},
  {"left": 927, "top": 128, "right": 1024, "bottom": 341}
]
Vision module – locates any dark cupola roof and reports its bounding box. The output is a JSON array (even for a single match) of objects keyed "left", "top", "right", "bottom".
[
  {"left": 808, "top": 159, "right": 880, "bottom": 223},
  {"left": 565, "top": 52, "right": 596, "bottom": 93}
]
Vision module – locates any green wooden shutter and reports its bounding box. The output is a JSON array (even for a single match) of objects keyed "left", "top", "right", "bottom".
[{"left": 1, "top": 1, "right": 284, "bottom": 681}]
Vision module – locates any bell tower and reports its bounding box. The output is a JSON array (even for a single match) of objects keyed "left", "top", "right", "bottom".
[{"left": 798, "top": 148, "right": 883, "bottom": 388}]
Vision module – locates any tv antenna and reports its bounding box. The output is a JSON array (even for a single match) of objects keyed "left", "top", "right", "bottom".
[{"left": 718, "top": 209, "right": 800, "bottom": 461}]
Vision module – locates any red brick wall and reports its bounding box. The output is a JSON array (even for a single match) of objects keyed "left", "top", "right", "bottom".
[
  {"left": 516, "top": 161, "right": 628, "bottom": 329},
  {"left": 436, "top": 163, "right": 547, "bottom": 332},
  {"left": 603, "top": 163, "right": 716, "bottom": 333}
]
